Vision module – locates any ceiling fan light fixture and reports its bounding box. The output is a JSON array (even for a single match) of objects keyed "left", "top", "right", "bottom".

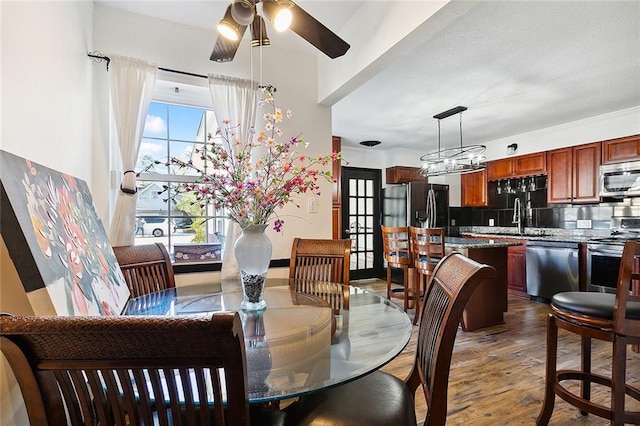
[
  {"left": 231, "top": 0, "right": 255, "bottom": 26},
  {"left": 251, "top": 14, "right": 270, "bottom": 47},
  {"left": 262, "top": 0, "right": 293, "bottom": 32},
  {"left": 218, "top": 5, "right": 241, "bottom": 41}
]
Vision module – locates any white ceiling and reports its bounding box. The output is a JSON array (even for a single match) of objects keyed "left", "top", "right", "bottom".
[{"left": 97, "top": 0, "right": 640, "bottom": 154}]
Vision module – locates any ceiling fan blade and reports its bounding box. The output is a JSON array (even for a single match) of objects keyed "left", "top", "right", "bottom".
[
  {"left": 288, "top": 2, "right": 350, "bottom": 59},
  {"left": 210, "top": 25, "right": 248, "bottom": 63}
]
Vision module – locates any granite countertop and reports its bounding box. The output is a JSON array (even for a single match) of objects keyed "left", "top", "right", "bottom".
[
  {"left": 445, "top": 236, "right": 522, "bottom": 249},
  {"left": 457, "top": 226, "right": 611, "bottom": 244}
]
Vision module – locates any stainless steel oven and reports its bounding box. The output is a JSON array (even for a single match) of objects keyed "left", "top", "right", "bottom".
[{"left": 587, "top": 216, "right": 640, "bottom": 293}]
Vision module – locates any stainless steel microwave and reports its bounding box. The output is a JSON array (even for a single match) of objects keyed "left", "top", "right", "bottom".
[{"left": 599, "top": 160, "right": 640, "bottom": 198}]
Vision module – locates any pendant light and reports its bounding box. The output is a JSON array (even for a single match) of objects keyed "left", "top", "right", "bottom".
[{"left": 420, "top": 106, "right": 486, "bottom": 177}]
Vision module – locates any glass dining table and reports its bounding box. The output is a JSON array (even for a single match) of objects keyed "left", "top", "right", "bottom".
[{"left": 122, "top": 278, "right": 413, "bottom": 405}]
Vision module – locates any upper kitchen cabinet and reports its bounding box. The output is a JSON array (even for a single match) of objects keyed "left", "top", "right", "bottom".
[
  {"left": 602, "top": 134, "right": 640, "bottom": 164},
  {"left": 486, "top": 152, "right": 546, "bottom": 180},
  {"left": 461, "top": 169, "right": 488, "bottom": 207},
  {"left": 487, "top": 158, "right": 514, "bottom": 180},
  {"left": 386, "top": 166, "right": 424, "bottom": 184},
  {"left": 547, "top": 142, "right": 601, "bottom": 204}
]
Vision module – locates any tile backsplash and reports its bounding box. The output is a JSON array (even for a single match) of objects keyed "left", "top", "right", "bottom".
[{"left": 450, "top": 175, "right": 617, "bottom": 233}]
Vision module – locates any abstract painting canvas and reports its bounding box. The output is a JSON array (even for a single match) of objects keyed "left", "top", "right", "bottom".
[{"left": 0, "top": 150, "right": 130, "bottom": 316}]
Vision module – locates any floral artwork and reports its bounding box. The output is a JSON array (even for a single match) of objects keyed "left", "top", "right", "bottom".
[
  {"left": 0, "top": 150, "right": 130, "bottom": 316},
  {"left": 168, "top": 87, "right": 343, "bottom": 231}
]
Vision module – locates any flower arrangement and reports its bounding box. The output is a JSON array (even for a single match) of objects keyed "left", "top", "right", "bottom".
[{"left": 169, "top": 88, "right": 341, "bottom": 232}]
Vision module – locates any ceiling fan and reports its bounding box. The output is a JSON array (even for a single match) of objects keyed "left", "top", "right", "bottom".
[{"left": 210, "top": 0, "right": 350, "bottom": 63}]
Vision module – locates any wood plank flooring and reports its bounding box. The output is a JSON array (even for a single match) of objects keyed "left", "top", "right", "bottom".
[{"left": 355, "top": 279, "right": 640, "bottom": 426}]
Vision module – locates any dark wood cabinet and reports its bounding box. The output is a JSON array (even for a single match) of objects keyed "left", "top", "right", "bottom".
[
  {"left": 487, "top": 152, "right": 546, "bottom": 180},
  {"left": 573, "top": 142, "right": 601, "bottom": 202},
  {"left": 385, "top": 166, "right": 424, "bottom": 184},
  {"left": 547, "top": 142, "right": 600, "bottom": 204},
  {"left": 602, "top": 134, "right": 640, "bottom": 164},
  {"left": 461, "top": 235, "right": 527, "bottom": 297},
  {"left": 507, "top": 242, "right": 527, "bottom": 296},
  {"left": 487, "top": 158, "right": 515, "bottom": 180},
  {"left": 515, "top": 153, "right": 546, "bottom": 176},
  {"left": 547, "top": 147, "right": 573, "bottom": 203},
  {"left": 332, "top": 136, "right": 342, "bottom": 239},
  {"left": 461, "top": 169, "right": 488, "bottom": 207}
]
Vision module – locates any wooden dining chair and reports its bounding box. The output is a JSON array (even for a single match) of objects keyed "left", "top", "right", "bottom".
[
  {"left": 537, "top": 240, "right": 640, "bottom": 425},
  {"left": 285, "top": 252, "right": 496, "bottom": 426},
  {"left": 1, "top": 312, "right": 286, "bottom": 426},
  {"left": 289, "top": 238, "right": 351, "bottom": 313},
  {"left": 409, "top": 226, "right": 445, "bottom": 325},
  {"left": 381, "top": 225, "right": 415, "bottom": 312},
  {"left": 113, "top": 242, "right": 175, "bottom": 297}
]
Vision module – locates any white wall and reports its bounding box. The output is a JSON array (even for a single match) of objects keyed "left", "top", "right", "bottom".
[
  {"left": 1, "top": 2, "right": 95, "bottom": 424},
  {"left": 93, "top": 5, "right": 334, "bottom": 260}
]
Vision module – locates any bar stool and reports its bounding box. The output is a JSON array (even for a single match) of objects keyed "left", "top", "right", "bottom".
[
  {"left": 381, "top": 225, "right": 414, "bottom": 312},
  {"left": 409, "top": 226, "right": 445, "bottom": 325},
  {"left": 537, "top": 240, "right": 640, "bottom": 425}
]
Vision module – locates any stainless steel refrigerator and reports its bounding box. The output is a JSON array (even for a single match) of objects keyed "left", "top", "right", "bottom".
[{"left": 382, "top": 182, "right": 449, "bottom": 232}]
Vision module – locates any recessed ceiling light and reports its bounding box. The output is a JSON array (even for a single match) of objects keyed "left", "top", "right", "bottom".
[{"left": 360, "top": 140, "right": 381, "bottom": 147}]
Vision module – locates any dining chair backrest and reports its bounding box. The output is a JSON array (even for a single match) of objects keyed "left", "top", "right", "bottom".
[
  {"left": 406, "top": 252, "right": 496, "bottom": 425},
  {"left": 381, "top": 226, "right": 412, "bottom": 267},
  {"left": 0, "top": 312, "right": 250, "bottom": 426},
  {"left": 289, "top": 238, "right": 351, "bottom": 284},
  {"left": 289, "top": 238, "right": 351, "bottom": 312},
  {"left": 113, "top": 242, "right": 175, "bottom": 298}
]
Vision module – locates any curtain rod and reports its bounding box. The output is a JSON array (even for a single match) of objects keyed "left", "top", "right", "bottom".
[{"left": 87, "top": 51, "right": 276, "bottom": 92}]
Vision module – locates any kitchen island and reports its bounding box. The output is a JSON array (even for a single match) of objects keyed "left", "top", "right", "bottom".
[{"left": 445, "top": 237, "right": 521, "bottom": 331}]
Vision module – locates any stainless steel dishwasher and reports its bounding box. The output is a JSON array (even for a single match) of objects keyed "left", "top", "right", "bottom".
[{"left": 526, "top": 240, "right": 580, "bottom": 301}]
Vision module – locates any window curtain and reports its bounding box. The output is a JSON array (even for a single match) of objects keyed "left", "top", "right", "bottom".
[
  {"left": 208, "top": 75, "right": 259, "bottom": 280},
  {"left": 108, "top": 56, "right": 157, "bottom": 247}
]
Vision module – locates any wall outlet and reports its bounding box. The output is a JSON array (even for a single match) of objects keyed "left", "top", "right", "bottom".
[
  {"left": 489, "top": 219, "right": 495, "bottom": 226},
  {"left": 577, "top": 219, "right": 592, "bottom": 229},
  {"left": 451, "top": 219, "right": 456, "bottom": 226},
  {"left": 307, "top": 198, "right": 318, "bottom": 213}
]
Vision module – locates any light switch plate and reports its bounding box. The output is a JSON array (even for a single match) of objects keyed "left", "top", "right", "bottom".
[
  {"left": 308, "top": 198, "right": 318, "bottom": 213},
  {"left": 577, "top": 219, "right": 592, "bottom": 229}
]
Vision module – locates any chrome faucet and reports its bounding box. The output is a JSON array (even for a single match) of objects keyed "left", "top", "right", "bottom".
[{"left": 512, "top": 197, "right": 522, "bottom": 234}]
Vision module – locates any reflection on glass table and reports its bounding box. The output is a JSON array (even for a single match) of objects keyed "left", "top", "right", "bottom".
[{"left": 122, "top": 279, "right": 413, "bottom": 404}]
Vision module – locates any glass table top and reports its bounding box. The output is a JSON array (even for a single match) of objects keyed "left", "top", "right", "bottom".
[{"left": 122, "top": 280, "right": 413, "bottom": 403}]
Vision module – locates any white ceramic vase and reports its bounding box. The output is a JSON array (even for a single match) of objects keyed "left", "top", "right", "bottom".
[{"left": 234, "top": 223, "right": 272, "bottom": 311}]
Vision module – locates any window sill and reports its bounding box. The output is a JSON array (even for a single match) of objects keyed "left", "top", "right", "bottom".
[{"left": 172, "top": 259, "right": 290, "bottom": 274}]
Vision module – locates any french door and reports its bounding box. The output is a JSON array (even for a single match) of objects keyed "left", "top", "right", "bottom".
[{"left": 341, "top": 167, "right": 383, "bottom": 280}]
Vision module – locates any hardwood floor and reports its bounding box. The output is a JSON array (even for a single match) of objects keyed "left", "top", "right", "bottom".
[{"left": 355, "top": 279, "right": 640, "bottom": 425}]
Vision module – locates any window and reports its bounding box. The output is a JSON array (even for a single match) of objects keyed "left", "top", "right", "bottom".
[{"left": 134, "top": 101, "right": 228, "bottom": 262}]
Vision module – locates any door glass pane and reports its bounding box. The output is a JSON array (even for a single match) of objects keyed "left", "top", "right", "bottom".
[
  {"left": 349, "top": 216, "right": 359, "bottom": 234},
  {"left": 349, "top": 179, "right": 357, "bottom": 196},
  {"left": 358, "top": 198, "right": 365, "bottom": 214},
  {"left": 365, "top": 198, "right": 373, "bottom": 214},
  {"left": 366, "top": 179, "right": 373, "bottom": 196},
  {"left": 349, "top": 198, "right": 357, "bottom": 213}
]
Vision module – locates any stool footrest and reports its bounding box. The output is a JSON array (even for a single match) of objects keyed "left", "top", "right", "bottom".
[{"left": 555, "top": 369, "right": 640, "bottom": 422}]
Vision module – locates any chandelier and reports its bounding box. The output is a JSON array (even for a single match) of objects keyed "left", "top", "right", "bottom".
[{"left": 420, "top": 106, "right": 486, "bottom": 177}]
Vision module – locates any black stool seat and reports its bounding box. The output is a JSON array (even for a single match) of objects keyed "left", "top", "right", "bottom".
[{"left": 552, "top": 292, "right": 640, "bottom": 321}]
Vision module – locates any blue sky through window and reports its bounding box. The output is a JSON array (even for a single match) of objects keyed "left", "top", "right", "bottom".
[{"left": 137, "top": 102, "right": 212, "bottom": 173}]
